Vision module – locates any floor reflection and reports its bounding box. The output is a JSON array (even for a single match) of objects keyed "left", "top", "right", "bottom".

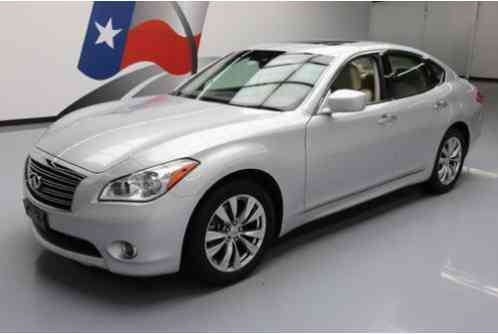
[
  {"left": 442, "top": 262, "right": 498, "bottom": 299},
  {"left": 35, "top": 250, "right": 220, "bottom": 306},
  {"left": 440, "top": 167, "right": 498, "bottom": 300}
]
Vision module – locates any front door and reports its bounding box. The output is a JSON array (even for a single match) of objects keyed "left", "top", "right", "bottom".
[{"left": 306, "top": 54, "right": 398, "bottom": 211}]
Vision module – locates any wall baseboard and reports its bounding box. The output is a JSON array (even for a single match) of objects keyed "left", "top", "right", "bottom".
[
  {"left": 0, "top": 116, "right": 57, "bottom": 127},
  {"left": 469, "top": 76, "right": 498, "bottom": 83}
]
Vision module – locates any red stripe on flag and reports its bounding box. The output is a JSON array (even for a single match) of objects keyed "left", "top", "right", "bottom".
[{"left": 121, "top": 20, "right": 201, "bottom": 75}]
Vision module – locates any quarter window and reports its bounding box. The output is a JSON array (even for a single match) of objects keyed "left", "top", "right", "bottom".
[
  {"left": 425, "top": 60, "right": 446, "bottom": 87},
  {"left": 331, "top": 56, "right": 381, "bottom": 104}
]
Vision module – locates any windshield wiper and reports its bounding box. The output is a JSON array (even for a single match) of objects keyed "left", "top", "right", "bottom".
[
  {"left": 227, "top": 102, "right": 285, "bottom": 112},
  {"left": 175, "top": 94, "right": 285, "bottom": 112},
  {"left": 259, "top": 106, "right": 285, "bottom": 111},
  {"left": 198, "top": 96, "right": 229, "bottom": 104}
]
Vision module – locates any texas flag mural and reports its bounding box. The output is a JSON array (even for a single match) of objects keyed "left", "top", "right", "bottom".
[{"left": 78, "top": 1, "right": 208, "bottom": 80}]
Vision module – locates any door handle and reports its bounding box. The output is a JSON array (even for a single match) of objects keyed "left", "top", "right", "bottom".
[
  {"left": 377, "top": 114, "right": 397, "bottom": 125},
  {"left": 434, "top": 100, "right": 448, "bottom": 111}
]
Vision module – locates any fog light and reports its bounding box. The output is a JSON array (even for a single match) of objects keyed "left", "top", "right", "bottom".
[{"left": 107, "top": 241, "right": 137, "bottom": 260}]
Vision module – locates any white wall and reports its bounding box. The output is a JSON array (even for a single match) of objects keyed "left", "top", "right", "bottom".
[
  {"left": 200, "top": 1, "right": 371, "bottom": 57},
  {"left": 422, "top": 3, "right": 476, "bottom": 76},
  {"left": 369, "top": 3, "right": 426, "bottom": 50},
  {"left": 471, "top": 3, "right": 498, "bottom": 78},
  {"left": 0, "top": 1, "right": 371, "bottom": 122},
  {"left": 0, "top": 2, "right": 96, "bottom": 122}
]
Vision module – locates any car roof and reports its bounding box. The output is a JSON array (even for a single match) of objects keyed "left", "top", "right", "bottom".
[{"left": 247, "top": 40, "right": 429, "bottom": 58}]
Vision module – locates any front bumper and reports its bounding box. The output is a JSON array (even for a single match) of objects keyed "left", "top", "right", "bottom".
[{"left": 23, "top": 151, "right": 200, "bottom": 277}]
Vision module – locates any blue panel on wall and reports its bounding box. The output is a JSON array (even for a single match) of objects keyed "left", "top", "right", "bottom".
[{"left": 78, "top": 2, "right": 135, "bottom": 80}]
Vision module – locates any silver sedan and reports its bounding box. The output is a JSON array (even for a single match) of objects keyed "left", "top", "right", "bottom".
[{"left": 23, "top": 41, "right": 483, "bottom": 285}]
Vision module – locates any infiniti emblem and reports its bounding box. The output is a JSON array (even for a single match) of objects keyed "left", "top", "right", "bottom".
[{"left": 29, "top": 173, "right": 42, "bottom": 190}]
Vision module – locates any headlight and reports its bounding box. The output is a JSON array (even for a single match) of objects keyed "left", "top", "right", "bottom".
[{"left": 99, "top": 159, "right": 199, "bottom": 202}]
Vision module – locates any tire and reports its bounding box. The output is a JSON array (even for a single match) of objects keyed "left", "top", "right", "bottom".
[
  {"left": 425, "top": 127, "right": 467, "bottom": 194},
  {"left": 183, "top": 180, "right": 276, "bottom": 285}
]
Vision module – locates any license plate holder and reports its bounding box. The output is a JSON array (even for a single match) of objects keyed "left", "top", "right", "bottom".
[{"left": 23, "top": 199, "right": 48, "bottom": 231}]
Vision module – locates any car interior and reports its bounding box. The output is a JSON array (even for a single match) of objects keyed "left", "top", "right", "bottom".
[
  {"left": 386, "top": 54, "right": 430, "bottom": 99},
  {"left": 331, "top": 56, "right": 381, "bottom": 103}
]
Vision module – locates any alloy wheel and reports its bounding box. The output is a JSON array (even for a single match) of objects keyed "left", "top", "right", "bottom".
[
  {"left": 437, "top": 136, "right": 463, "bottom": 185},
  {"left": 204, "top": 194, "right": 266, "bottom": 272}
]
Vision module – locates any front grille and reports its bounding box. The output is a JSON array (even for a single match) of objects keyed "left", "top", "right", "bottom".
[
  {"left": 25, "top": 157, "right": 86, "bottom": 211},
  {"left": 34, "top": 224, "right": 102, "bottom": 258}
]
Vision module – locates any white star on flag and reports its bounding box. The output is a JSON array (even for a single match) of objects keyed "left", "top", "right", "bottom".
[{"left": 94, "top": 18, "right": 122, "bottom": 49}]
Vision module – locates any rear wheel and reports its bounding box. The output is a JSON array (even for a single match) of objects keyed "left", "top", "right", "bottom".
[
  {"left": 425, "top": 128, "right": 467, "bottom": 194},
  {"left": 183, "top": 180, "right": 275, "bottom": 285}
]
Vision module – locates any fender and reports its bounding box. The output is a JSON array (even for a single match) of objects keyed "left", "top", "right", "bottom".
[{"left": 173, "top": 139, "right": 306, "bottom": 235}]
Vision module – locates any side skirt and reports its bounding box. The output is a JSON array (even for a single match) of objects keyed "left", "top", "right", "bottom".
[{"left": 281, "top": 168, "right": 426, "bottom": 235}]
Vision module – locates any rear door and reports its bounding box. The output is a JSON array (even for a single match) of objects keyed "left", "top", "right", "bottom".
[{"left": 381, "top": 51, "right": 450, "bottom": 176}]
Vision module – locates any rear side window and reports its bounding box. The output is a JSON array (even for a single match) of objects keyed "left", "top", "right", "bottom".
[{"left": 385, "top": 53, "right": 429, "bottom": 99}]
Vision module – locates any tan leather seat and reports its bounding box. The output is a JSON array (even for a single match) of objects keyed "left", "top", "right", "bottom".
[
  {"left": 332, "top": 64, "right": 373, "bottom": 102},
  {"left": 333, "top": 64, "right": 360, "bottom": 90}
]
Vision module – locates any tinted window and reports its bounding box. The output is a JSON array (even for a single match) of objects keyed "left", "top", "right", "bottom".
[
  {"left": 425, "top": 60, "right": 445, "bottom": 87},
  {"left": 173, "top": 50, "right": 333, "bottom": 111},
  {"left": 385, "top": 54, "right": 429, "bottom": 99},
  {"left": 331, "top": 55, "right": 381, "bottom": 104}
]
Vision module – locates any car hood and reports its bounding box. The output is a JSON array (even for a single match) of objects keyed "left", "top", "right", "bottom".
[{"left": 37, "top": 95, "right": 277, "bottom": 173}]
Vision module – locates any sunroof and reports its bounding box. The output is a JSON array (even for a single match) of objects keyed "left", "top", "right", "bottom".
[{"left": 296, "top": 40, "right": 358, "bottom": 46}]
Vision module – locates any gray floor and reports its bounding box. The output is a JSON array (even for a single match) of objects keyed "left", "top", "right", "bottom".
[{"left": 0, "top": 81, "right": 497, "bottom": 331}]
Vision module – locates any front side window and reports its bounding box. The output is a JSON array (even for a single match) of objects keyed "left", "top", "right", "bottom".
[
  {"left": 330, "top": 55, "right": 381, "bottom": 104},
  {"left": 385, "top": 53, "right": 430, "bottom": 99},
  {"left": 173, "top": 50, "right": 333, "bottom": 111}
]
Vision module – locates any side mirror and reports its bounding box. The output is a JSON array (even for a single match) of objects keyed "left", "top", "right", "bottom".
[{"left": 320, "top": 89, "right": 368, "bottom": 115}]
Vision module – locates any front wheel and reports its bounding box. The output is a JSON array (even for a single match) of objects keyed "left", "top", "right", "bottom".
[
  {"left": 183, "top": 180, "right": 275, "bottom": 285},
  {"left": 425, "top": 128, "right": 467, "bottom": 194}
]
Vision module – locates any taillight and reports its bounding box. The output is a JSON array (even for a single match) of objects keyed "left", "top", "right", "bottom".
[{"left": 474, "top": 90, "right": 484, "bottom": 104}]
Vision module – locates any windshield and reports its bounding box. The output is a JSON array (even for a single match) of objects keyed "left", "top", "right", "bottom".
[{"left": 172, "top": 50, "right": 333, "bottom": 111}]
